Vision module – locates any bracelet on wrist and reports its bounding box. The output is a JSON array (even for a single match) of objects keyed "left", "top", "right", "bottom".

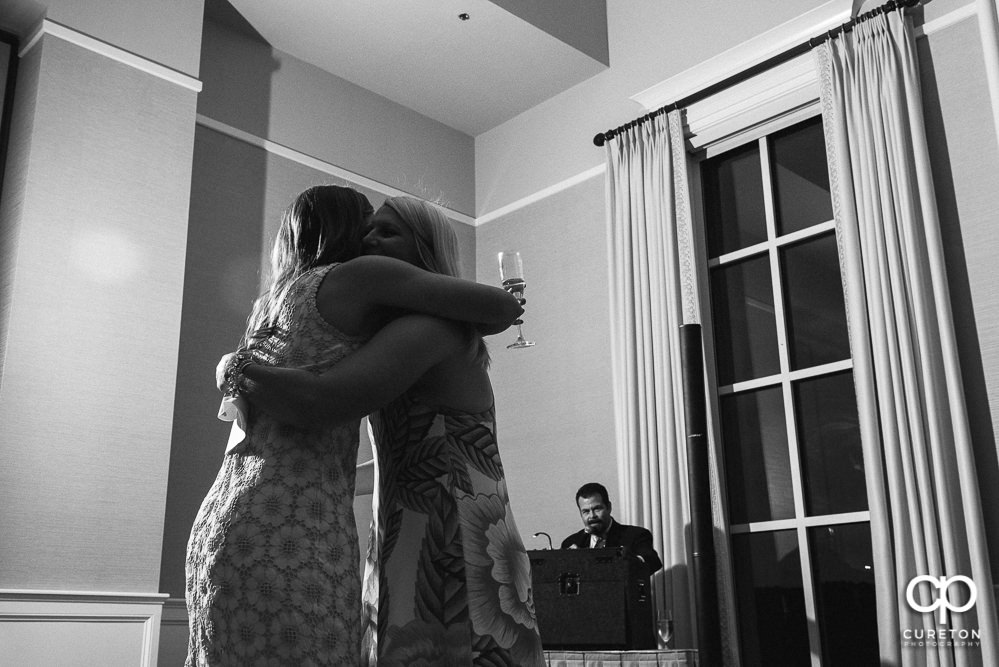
[{"left": 224, "top": 351, "right": 255, "bottom": 395}]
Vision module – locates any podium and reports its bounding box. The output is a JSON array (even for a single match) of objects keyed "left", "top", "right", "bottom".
[{"left": 528, "top": 548, "right": 656, "bottom": 650}]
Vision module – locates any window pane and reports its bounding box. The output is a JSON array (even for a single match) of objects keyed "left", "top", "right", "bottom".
[
  {"left": 702, "top": 142, "right": 767, "bottom": 257},
  {"left": 771, "top": 117, "right": 833, "bottom": 235},
  {"left": 781, "top": 233, "right": 850, "bottom": 370},
  {"left": 732, "top": 531, "right": 810, "bottom": 666},
  {"left": 809, "top": 523, "right": 877, "bottom": 665},
  {"left": 711, "top": 255, "right": 780, "bottom": 385},
  {"left": 721, "top": 387, "right": 793, "bottom": 523},
  {"left": 794, "top": 372, "right": 868, "bottom": 515}
]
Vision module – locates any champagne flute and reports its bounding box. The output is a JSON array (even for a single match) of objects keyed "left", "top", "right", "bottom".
[{"left": 498, "top": 251, "right": 535, "bottom": 349}]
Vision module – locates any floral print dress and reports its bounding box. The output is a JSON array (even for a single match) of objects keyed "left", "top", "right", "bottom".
[
  {"left": 360, "top": 394, "right": 545, "bottom": 666},
  {"left": 185, "top": 264, "right": 366, "bottom": 667}
]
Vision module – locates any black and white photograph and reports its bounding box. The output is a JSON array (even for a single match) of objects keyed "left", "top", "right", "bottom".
[{"left": 1, "top": 1, "right": 997, "bottom": 665}]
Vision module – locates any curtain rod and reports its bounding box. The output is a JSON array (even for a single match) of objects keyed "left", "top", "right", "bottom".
[{"left": 592, "top": 0, "right": 920, "bottom": 147}]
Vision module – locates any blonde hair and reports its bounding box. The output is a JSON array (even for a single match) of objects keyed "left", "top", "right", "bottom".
[
  {"left": 382, "top": 196, "right": 489, "bottom": 367},
  {"left": 382, "top": 196, "right": 461, "bottom": 277}
]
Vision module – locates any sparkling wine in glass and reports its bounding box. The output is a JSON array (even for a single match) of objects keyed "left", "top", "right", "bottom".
[{"left": 498, "top": 251, "right": 535, "bottom": 349}]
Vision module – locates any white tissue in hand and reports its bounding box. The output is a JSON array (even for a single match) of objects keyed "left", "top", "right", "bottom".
[
  {"left": 218, "top": 395, "right": 249, "bottom": 454},
  {"left": 218, "top": 395, "right": 242, "bottom": 421}
]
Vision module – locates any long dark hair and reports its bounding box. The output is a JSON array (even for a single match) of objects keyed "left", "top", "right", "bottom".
[{"left": 241, "top": 185, "right": 372, "bottom": 346}]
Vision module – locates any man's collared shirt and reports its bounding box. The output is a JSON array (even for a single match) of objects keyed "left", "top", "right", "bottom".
[{"left": 588, "top": 518, "right": 615, "bottom": 548}]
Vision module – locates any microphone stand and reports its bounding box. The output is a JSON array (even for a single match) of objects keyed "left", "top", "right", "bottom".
[{"left": 532, "top": 531, "right": 553, "bottom": 549}]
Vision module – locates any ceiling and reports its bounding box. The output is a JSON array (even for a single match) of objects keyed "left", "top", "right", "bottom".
[{"left": 210, "top": 0, "right": 610, "bottom": 136}]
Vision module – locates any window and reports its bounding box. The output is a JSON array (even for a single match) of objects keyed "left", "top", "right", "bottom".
[{"left": 699, "top": 115, "right": 878, "bottom": 665}]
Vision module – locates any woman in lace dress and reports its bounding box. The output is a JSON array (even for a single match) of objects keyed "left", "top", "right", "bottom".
[
  {"left": 186, "top": 185, "right": 373, "bottom": 666},
  {"left": 190, "top": 189, "right": 522, "bottom": 666},
  {"left": 236, "top": 197, "right": 546, "bottom": 666}
]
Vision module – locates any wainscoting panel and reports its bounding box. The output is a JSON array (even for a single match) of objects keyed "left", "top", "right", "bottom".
[{"left": 0, "top": 590, "right": 167, "bottom": 667}]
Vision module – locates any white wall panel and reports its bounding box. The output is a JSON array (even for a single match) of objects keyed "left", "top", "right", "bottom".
[
  {"left": 919, "top": 11, "right": 999, "bottom": 579},
  {"left": 0, "top": 31, "right": 197, "bottom": 592},
  {"left": 0, "top": 591, "right": 166, "bottom": 667}
]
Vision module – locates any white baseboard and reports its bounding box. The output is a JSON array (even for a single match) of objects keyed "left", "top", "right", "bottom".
[{"left": 0, "top": 589, "right": 168, "bottom": 667}]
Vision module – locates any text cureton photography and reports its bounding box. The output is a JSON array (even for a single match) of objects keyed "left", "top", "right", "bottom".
[{"left": 903, "top": 575, "right": 982, "bottom": 649}]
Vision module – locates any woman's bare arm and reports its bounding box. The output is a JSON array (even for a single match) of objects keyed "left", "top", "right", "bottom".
[
  {"left": 336, "top": 255, "right": 522, "bottom": 330},
  {"left": 218, "top": 259, "right": 519, "bottom": 396},
  {"left": 240, "top": 313, "right": 464, "bottom": 426}
]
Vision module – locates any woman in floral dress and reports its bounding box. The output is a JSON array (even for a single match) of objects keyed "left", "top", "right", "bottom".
[{"left": 238, "top": 197, "right": 546, "bottom": 666}]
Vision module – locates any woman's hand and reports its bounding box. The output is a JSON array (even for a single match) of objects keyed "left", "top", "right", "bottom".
[
  {"left": 476, "top": 297, "right": 525, "bottom": 336},
  {"left": 238, "top": 364, "right": 325, "bottom": 426},
  {"left": 216, "top": 353, "right": 236, "bottom": 392},
  {"left": 216, "top": 326, "right": 280, "bottom": 392}
]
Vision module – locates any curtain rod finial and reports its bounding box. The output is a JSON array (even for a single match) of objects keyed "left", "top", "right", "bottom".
[{"left": 593, "top": 133, "right": 607, "bottom": 147}]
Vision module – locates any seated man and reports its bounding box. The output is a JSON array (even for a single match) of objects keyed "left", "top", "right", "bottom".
[{"left": 560, "top": 482, "right": 663, "bottom": 574}]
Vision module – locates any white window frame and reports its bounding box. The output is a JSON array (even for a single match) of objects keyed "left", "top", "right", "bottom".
[{"left": 699, "top": 111, "right": 871, "bottom": 666}]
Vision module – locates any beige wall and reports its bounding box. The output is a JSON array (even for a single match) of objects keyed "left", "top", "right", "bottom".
[
  {"left": 474, "top": 0, "right": 831, "bottom": 215},
  {"left": 198, "top": 19, "right": 476, "bottom": 217},
  {"left": 0, "top": 5, "right": 201, "bottom": 662},
  {"left": 476, "top": 175, "right": 616, "bottom": 544},
  {"left": 0, "top": 32, "right": 197, "bottom": 593},
  {"left": 918, "top": 11, "right": 999, "bottom": 570}
]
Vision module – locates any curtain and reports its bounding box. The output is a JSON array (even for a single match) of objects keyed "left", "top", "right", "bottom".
[
  {"left": 817, "top": 11, "right": 998, "bottom": 667},
  {"left": 604, "top": 111, "right": 736, "bottom": 664}
]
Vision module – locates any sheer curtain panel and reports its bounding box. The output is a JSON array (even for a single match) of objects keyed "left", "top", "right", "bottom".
[
  {"left": 604, "top": 111, "right": 736, "bottom": 664},
  {"left": 817, "top": 10, "right": 998, "bottom": 666}
]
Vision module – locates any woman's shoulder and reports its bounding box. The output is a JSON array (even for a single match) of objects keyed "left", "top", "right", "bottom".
[
  {"left": 319, "top": 256, "right": 408, "bottom": 300},
  {"left": 316, "top": 259, "right": 372, "bottom": 302},
  {"left": 282, "top": 263, "right": 335, "bottom": 303},
  {"left": 292, "top": 263, "right": 337, "bottom": 289},
  {"left": 313, "top": 262, "right": 377, "bottom": 338}
]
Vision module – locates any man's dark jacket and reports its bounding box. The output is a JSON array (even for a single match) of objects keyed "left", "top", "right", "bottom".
[{"left": 560, "top": 521, "right": 663, "bottom": 574}]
